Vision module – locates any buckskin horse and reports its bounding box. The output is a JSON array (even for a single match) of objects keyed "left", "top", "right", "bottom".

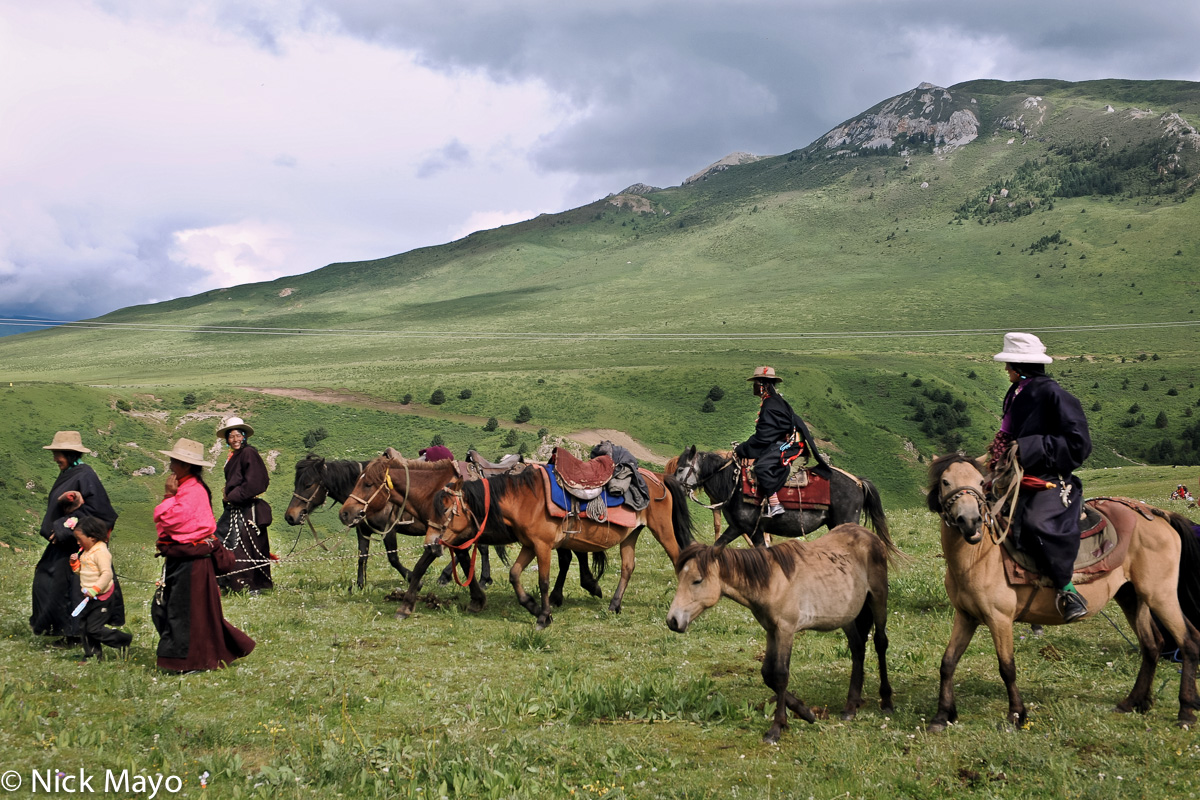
[
  {"left": 285, "top": 454, "right": 504, "bottom": 590},
  {"left": 339, "top": 457, "right": 606, "bottom": 619},
  {"left": 673, "top": 446, "right": 889, "bottom": 547},
  {"left": 667, "top": 523, "right": 900, "bottom": 743},
  {"left": 926, "top": 452, "right": 1200, "bottom": 730},
  {"left": 432, "top": 465, "right": 695, "bottom": 629}
]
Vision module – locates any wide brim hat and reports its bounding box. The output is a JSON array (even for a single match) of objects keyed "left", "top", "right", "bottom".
[
  {"left": 159, "top": 438, "right": 214, "bottom": 467},
  {"left": 43, "top": 430, "right": 90, "bottom": 453},
  {"left": 747, "top": 366, "right": 782, "bottom": 382},
  {"left": 216, "top": 416, "right": 254, "bottom": 438},
  {"left": 993, "top": 332, "right": 1053, "bottom": 365}
]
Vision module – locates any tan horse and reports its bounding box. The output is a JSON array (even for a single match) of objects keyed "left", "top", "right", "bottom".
[
  {"left": 926, "top": 453, "right": 1200, "bottom": 730},
  {"left": 666, "top": 524, "right": 900, "bottom": 743},
  {"left": 433, "top": 466, "right": 694, "bottom": 629}
]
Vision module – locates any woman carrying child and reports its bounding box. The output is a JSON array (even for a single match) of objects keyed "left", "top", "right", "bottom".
[
  {"left": 153, "top": 438, "right": 255, "bottom": 673},
  {"left": 70, "top": 516, "right": 132, "bottom": 660}
]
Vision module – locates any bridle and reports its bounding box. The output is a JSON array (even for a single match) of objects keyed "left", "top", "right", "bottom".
[
  {"left": 677, "top": 454, "right": 735, "bottom": 511},
  {"left": 432, "top": 478, "right": 493, "bottom": 587},
  {"left": 937, "top": 480, "right": 1000, "bottom": 544}
]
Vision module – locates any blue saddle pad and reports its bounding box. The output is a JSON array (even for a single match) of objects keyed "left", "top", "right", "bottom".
[{"left": 544, "top": 463, "right": 624, "bottom": 512}]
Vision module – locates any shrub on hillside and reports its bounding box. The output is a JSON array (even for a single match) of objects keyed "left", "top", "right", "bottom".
[
  {"left": 484, "top": 417, "right": 498, "bottom": 432},
  {"left": 401, "top": 393, "right": 412, "bottom": 405},
  {"left": 700, "top": 399, "right": 716, "bottom": 413},
  {"left": 459, "top": 389, "right": 473, "bottom": 400},
  {"left": 503, "top": 429, "right": 519, "bottom": 448},
  {"left": 430, "top": 389, "right": 446, "bottom": 405},
  {"left": 706, "top": 386, "right": 725, "bottom": 402},
  {"left": 303, "top": 427, "right": 329, "bottom": 450},
  {"left": 515, "top": 405, "right": 532, "bottom": 423}
]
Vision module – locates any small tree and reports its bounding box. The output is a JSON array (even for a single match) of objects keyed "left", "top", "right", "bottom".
[
  {"left": 517, "top": 440, "right": 530, "bottom": 456},
  {"left": 182, "top": 392, "right": 197, "bottom": 407},
  {"left": 430, "top": 433, "right": 445, "bottom": 447},
  {"left": 430, "top": 389, "right": 446, "bottom": 405},
  {"left": 303, "top": 427, "right": 329, "bottom": 449},
  {"left": 1155, "top": 411, "right": 1168, "bottom": 429},
  {"left": 700, "top": 399, "right": 716, "bottom": 413},
  {"left": 484, "top": 417, "right": 498, "bottom": 432},
  {"left": 1091, "top": 401, "right": 1102, "bottom": 412},
  {"left": 515, "top": 405, "right": 532, "bottom": 423},
  {"left": 401, "top": 393, "right": 412, "bottom": 405},
  {"left": 502, "top": 428, "right": 520, "bottom": 448},
  {"left": 706, "top": 385, "right": 725, "bottom": 402},
  {"left": 537, "top": 427, "right": 548, "bottom": 439},
  {"left": 459, "top": 389, "right": 473, "bottom": 400}
]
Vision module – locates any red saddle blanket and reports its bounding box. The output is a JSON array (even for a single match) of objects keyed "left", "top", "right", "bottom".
[
  {"left": 740, "top": 463, "right": 831, "bottom": 508},
  {"left": 1001, "top": 496, "right": 1145, "bottom": 587},
  {"left": 537, "top": 464, "right": 637, "bottom": 527}
]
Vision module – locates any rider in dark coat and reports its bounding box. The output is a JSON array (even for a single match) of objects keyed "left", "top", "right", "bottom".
[
  {"left": 734, "top": 367, "right": 830, "bottom": 517},
  {"left": 990, "top": 333, "right": 1092, "bottom": 622},
  {"left": 215, "top": 417, "right": 273, "bottom": 593}
]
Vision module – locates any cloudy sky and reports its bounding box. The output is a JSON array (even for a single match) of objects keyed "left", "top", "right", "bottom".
[{"left": 2, "top": 0, "right": 1198, "bottom": 328}]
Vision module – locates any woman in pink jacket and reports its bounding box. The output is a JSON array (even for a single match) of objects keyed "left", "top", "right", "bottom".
[{"left": 152, "top": 438, "right": 254, "bottom": 673}]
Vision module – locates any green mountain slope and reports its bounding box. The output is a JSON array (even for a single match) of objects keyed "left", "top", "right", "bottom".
[{"left": 3, "top": 78, "right": 1200, "bottom": 510}]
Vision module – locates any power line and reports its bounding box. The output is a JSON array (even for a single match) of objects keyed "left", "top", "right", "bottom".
[{"left": 1, "top": 317, "right": 1198, "bottom": 342}]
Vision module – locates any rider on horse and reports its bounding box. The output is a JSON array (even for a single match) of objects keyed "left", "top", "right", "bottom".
[
  {"left": 734, "top": 366, "right": 830, "bottom": 518},
  {"left": 988, "top": 333, "right": 1093, "bottom": 622}
]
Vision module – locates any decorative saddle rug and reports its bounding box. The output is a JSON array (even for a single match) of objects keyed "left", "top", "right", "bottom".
[
  {"left": 538, "top": 463, "right": 637, "bottom": 527},
  {"left": 1000, "top": 496, "right": 1148, "bottom": 587},
  {"left": 740, "top": 461, "right": 832, "bottom": 509}
]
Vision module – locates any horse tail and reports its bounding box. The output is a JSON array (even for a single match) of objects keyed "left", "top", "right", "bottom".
[
  {"left": 665, "top": 475, "right": 696, "bottom": 550},
  {"left": 590, "top": 551, "right": 608, "bottom": 582},
  {"left": 491, "top": 544, "right": 510, "bottom": 567},
  {"left": 1166, "top": 511, "right": 1200, "bottom": 629},
  {"left": 860, "top": 478, "right": 904, "bottom": 564}
]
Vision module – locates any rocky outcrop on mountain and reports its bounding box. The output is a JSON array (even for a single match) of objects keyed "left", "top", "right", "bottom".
[
  {"left": 812, "top": 83, "right": 979, "bottom": 156},
  {"left": 607, "top": 193, "right": 656, "bottom": 213},
  {"left": 682, "top": 152, "right": 763, "bottom": 185},
  {"left": 618, "top": 183, "right": 661, "bottom": 195}
]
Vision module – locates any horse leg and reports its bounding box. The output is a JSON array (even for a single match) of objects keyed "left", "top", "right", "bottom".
[
  {"left": 840, "top": 607, "right": 870, "bottom": 720},
  {"left": 396, "top": 544, "right": 441, "bottom": 620},
  {"left": 1114, "top": 583, "right": 1163, "bottom": 714},
  {"left": 532, "top": 541, "right": 555, "bottom": 630},
  {"left": 355, "top": 530, "right": 370, "bottom": 590},
  {"left": 1134, "top": 576, "right": 1200, "bottom": 724},
  {"left": 479, "top": 547, "right": 492, "bottom": 588},
  {"left": 761, "top": 627, "right": 813, "bottom": 744},
  {"left": 437, "top": 560, "right": 455, "bottom": 585},
  {"left": 871, "top": 589, "right": 894, "bottom": 714},
  {"left": 577, "top": 552, "right": 603, "bottom": 598},
  {"left": 382, "top": 530, "right": 410, "bottom": 581},
  {"left": 458, "top": 550, "right": 487, "bottom": 614},
  {"left": 986, "top": 615, "right": 1026, "bottom": 727},
  {"left": 509, "top": 545, "right": 540, "bottom": 617},
  {"left": 550, "top": 549, "right": 571, "bottom": 607},
  {"left": 928, "top": 610, "right": 979, "bottom": 732},
  {"left": 608, "top": 535, "right": 638, "bottom": 614}
]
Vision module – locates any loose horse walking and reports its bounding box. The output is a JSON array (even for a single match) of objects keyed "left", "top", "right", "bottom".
[
  {"left": 926, "top": 453, "right": 1200, "bottom": 730},
  {"left": 673, "top": 446, "right": 888, "bottom": 547},
  {"left": 666, "top": 524, "right": 899, "bottom": 743}
]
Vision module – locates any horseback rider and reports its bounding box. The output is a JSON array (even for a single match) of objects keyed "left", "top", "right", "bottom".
[
  {"left": 988, "top": 333, "right": 1093, "bottom": 622},
  {"left": 734, "top": 366, "right": 830, "bottom": 517}
]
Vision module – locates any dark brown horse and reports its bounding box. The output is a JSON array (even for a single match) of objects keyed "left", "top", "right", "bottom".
[
  {"left": 673, "top": 446, "right": 888, "bottom": 547},
  {"left": 926, "top": 453, "right": 1200, "bottom": 730},
  {"left": 667, "top": 524, "right": 899, "bottom": 743},
  {"left": 339, "top": 457, "right": 605, "bottom": 619},
  {"left": 433, "top": 466, "right": 694, "bottom": 629},
  {"left": 284, "top": 454, "right": 500, "bottom": 590}
]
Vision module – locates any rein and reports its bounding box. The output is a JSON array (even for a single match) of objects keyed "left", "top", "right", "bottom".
[
  {"left": 679, "top": 456, "right": 735, "bottom": 510},
  {"left": 441, "top": 478, "right": 493, "bottom": 587}
]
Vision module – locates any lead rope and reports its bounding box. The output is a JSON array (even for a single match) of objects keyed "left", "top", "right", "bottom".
[
  {"left": 444, "top": 478, "right": 492, "bottom": 587},
  {"left": 987, "top": 444, "right": 1024, "bottom": 546}
]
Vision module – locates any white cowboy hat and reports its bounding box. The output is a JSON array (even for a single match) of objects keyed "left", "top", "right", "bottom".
[
  {"left": 43, "top": 430, "right": 91, "bottom": 453},
  {"left": 216, "top": 416, "right": 254, "bottom": 438},
  {"left": 159, "top": 438, "right": 214, "bottom": 467},
  {"left": 993, "top": 332, "right": 1053, "bottom": 365}
]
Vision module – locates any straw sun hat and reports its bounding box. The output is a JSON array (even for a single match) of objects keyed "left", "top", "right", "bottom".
[
  {"left": 43, "top": 431, "right": 91, "bottom": 453},
  {"left": 215, "top": 416, "right": 254, "bottom": 438},
  {"left": 158, "top": 438, "right": 214, "bottom": 467}
]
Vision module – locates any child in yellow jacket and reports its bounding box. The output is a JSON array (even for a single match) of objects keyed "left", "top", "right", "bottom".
[{"left": 70, "top": 516, "right": 131, "bottom": 660}]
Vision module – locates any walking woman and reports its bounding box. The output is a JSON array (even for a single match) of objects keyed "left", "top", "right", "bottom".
[
  {"left": 215, "top": 416, "right": 273, "bottom": 593},
  {"left": 31, "top": 431, "right": 118, "bottom": 642},
  {"left": 153, "top": 438, "right": 254, "bottom": 673}
]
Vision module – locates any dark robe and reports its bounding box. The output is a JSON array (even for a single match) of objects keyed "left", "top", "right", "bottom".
[
  {"left": 1005, "top": 374, "right": 1093, "bottom": 588},
  {"left": 155, "top": 536, "right": 255, "bottom": 672},
  {"left": 734, "top": 388, "right": 830, "bottom": 497},
  {"left": 30, "top": 463, "right": 117, "bottom": 637},
  {"left": 217, "top": 444, "right": 273, "bottom": 592}
]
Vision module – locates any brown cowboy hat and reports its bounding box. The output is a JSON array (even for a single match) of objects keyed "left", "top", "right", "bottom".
[
  {"left": 746, "top": 366, "right": 782, "bottom": 382},
  {"left": 159, "top": 438, "right": 214, "bottom": 467},
  {"left": 43, "top": 431, "right": 91, "bottom": 453},
  {"left": 216, "top": 416, "right": 254, "bottom": 438}
]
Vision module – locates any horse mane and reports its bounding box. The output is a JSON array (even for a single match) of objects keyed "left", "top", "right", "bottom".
[
  {"left": 676, "top": 541, "right": 799, "bottom": 590},
  {"left": 694, "top": 449, "right": 738, "bottom": 502},
  {"left": 925, "top": 452, "right": 984, "bottom": 513},
  {"left": 451, "top": 469, "right": 541, "bottom": 539}
]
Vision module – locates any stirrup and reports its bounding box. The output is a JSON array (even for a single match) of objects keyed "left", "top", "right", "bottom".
[
  {"left": 1056, "top": 590, "right": 1088, "bottom": 623},
  {"left": 764, "top": 504, "right": 785, "bottom": 518}
]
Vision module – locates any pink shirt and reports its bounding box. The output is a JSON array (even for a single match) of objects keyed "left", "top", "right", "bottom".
[{"left": 154, "top": 476, "right": 217, "bottom": 543}]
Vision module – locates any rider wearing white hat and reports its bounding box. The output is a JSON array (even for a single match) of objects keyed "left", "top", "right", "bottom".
[
  {"left": 215, "top": 416, "right": 273, "bottom": 593},
  {"left": 989, "top": 333, "right": 1092, "bottom": 622}
]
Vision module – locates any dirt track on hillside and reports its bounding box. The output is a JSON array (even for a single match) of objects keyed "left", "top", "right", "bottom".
[{"left": 242, "top": 387, "right": 668, "bottom": 465}]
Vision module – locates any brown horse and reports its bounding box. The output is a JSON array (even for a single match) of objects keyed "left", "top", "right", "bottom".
[
  {"left": 433, "top": 466, "right": 694, "bottom": 629},
  {"left": 666, "top": 524, "right": 899, "bottom": 743},
  {"left": 926, "top": 453, "right": 1200, "bottom": 730},
  {"left": 338, "top": 457, "right": 605, "bottom": 619}
]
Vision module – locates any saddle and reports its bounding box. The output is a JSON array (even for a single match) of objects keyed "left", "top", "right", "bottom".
[
  {"left": 537, "top": 464, "right": 637, "bottom": 528},
  {"left": 549, "top": 447, "right": 614, "bottom": 499},
  {"left": 1000, "top": 497, "right": 1145, "bottom": 587},
  {"left": 459, "top": 450, "right": 527, "bottom": 481},
  {"left": 740, "top": 459, "right": 831, "bottom": 509}
]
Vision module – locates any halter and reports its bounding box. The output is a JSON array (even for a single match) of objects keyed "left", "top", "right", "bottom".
[
  {"left": 290, "top": 484, "right": 326, "bottom": 522},
  {"left": 344, "top": 473, "right": 395, "bottom": 527},
  {"left": 678, "top": 455, "right": 735, "bottom": 510},
  {"left": 938, "top": 483, "right": 999, "bottom": 544},
  {"left": 438, "top": 478, "right": 492, "bottom": 587}
]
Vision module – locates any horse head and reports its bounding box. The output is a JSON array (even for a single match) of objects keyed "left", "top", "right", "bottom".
[
  {"left": 286, "top": 454, "right": 329, "bottom": 525},
  {"left": 429, "top": 474, "right": 473, "bottom": 546},
  {"left": 673, "top": 445, "right": 700, "bottom": 489},
  {"left": 339, "top": 456, "right": 397, "bottom": 527},
  {"left": 666, "top": 542, "right": 723, "bottom": 633},
  {"left": 927, "top": 452, "right": 987, "bottom": 544}
]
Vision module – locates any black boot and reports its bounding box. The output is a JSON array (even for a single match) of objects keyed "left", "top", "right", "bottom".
[{"left": 1056, "top": 589, "right": 1088, "bottom": 623}]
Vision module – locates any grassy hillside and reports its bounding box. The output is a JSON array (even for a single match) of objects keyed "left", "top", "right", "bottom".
[{"left": 2, "top": 79, "right": 1200, "bottom": 508}]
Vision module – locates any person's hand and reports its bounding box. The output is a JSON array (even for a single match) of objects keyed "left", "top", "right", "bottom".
[
  {"left": 84, "top": 586, "right": 98, "bottom": 598},
  {"left": 69, "top": 553, "right": 81, "bottom": 573},
  {"left": 58, "top": 490, "right": 84, "bottom": 512},
  {"left": 164, "top": 472, "right": 179, "bottom": 497}
]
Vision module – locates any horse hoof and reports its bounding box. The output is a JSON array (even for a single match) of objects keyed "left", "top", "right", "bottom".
[
  {"left": 467, "top": 601, "right": 485, "bottom": 614},
  {"left": 395, "top": 608, "right": 412, "bottom": 620},
  {"left": 762, "top": 729, "right": 782, "bottom": 744},
  {"left": 608, "top": 601, "right": 622, "bottom": 614},
  {"left": 437, "top": 575, "right": 451, "bottom": 586},
  {"left": 926, "top": 722, "right": 947, "bottom": 734},
  {"left": 549, "top": 592, "right": 564, "bottom": 608},
  {"left": 535, "top": 616, "right": 552, "bottom": 631},
  {"left": 839, "top": 710, "right": 858, "bottom": 721}
]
